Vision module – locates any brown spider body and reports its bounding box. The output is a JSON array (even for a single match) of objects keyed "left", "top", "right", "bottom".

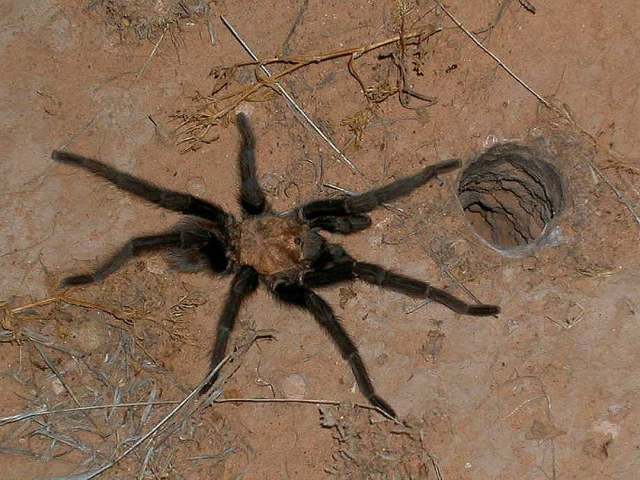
[
  {"left": 238, "top": 216, "right": 306, "bottom": 276},
  {"left": 236, "top": 215, "right": 325, "bottom": 284}
]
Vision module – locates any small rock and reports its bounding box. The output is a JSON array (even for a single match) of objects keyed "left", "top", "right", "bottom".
[
  {"left": 282, "top": 373, "right": 307, "bottom": 399},
  {"left": 74, "top": 320, "right": 106, "bottom": 352},
  {"left": 583, "top": 434, "right": 613, "bottom": 460},
  {"left": 420, "top": 330, "right": 446, "bottom": 362},
  {"left": 145, "top": 256, "right": 167, "bottom": 275},
  {"left": 338, "top": 287, "right": 357, "bottom": 308},
  {"left": 525, "top": 419, "right": 566, "bottom": 440},
  {"left": 319, "top": 406, "right": 338, "bottom": 428},
  {"left": 375, "top": 353, "right": 389, "bottom": 367},
  {"left": 51, "top": 378, "right": 65, "bottom": 395},
  {"left": 187, "top": 176, "right": 207, "bottom": 196}
]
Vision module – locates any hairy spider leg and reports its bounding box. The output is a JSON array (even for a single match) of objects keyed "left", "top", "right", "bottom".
[
  {"left": 167, "top": 219, "right": 229, "bottom": 274},
  {"left": 61, "top": 229, "right": 228, "bottom": 286},
  {"left": 304, "top": 255, "right": 500, "bottom": 316},
  {"left": 52, "top": 151, "right": 230, "bottom": 225},
  {"left": 201, "top": 266, "right": 259, "bottom": 394},
  {"left": 62, "top": 233, "right": 183, "bottom": 286},
  {"left": 236, "top": 113, "right": 267, "bottom": 215},
  {"left": 274, "top": 283, "right": 397, "bottom": 418},
  {"left": 308, "top": 214, "right": 372, "bottom": 234},
  {"left": 298, "top": 159, "right": 462, "bottom": 222}
]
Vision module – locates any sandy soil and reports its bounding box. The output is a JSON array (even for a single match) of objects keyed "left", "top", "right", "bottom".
[{"left": 1, "top": 1, "right": 639, "bottom": 478}]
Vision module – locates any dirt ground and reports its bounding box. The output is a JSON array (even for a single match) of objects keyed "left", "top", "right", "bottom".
[{"left": 1, "top": 1, "right": 639, "bottom": 478}]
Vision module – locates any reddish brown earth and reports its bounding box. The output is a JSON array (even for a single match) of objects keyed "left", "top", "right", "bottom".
[{"left": 1, "top": 1, "right": 639, "bottom": 479}]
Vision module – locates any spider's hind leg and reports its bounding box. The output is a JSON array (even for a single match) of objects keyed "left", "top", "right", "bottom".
[
  {"left": 62, "top": 233, "right": 184, "bottom": 286},
  {"left": 236, "top": 113, "right": 267, "bottom": 215},
  {"left": 166, "top": 218, "right": 229, "bottom": 274},
  {"left": 353, "top": 262, "right": 500, "bottom": 316},
  {"left": 201, "top": 266, "right": 259, "bottom": 393},
  {"left": 62, "top": 225, "right": 229, "bottom": 286},
  {"left": 274, "top": 283, "right": 397, "bottom": 419}
]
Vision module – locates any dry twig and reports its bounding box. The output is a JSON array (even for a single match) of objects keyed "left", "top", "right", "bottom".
[
  {"left": 220, "top": 15, "right": 361, "bottom": 175},
  {"left": 433, "top": 0, "right": 549, "bottom": 107},
  {"left": 214, "top": 396, "right": 399, "bottom": 423},
  {"left": 175, "top": 24, "right": 441, "bottom": 152}
]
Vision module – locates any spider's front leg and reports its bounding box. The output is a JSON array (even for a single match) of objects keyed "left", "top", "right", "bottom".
[
  {"left": 52, "top": 151, "right": 230, "bottom": 224},
  {"left": 274, "top": 282, "right": 397, "bottom": 419},
  {"left": 235, "top": 113, "right": 267, "bottom": 215}
]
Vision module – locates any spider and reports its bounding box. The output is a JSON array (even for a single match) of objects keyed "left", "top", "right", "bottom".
[{"left": 52, "top": 113, "right": 499, "bottom": 418}]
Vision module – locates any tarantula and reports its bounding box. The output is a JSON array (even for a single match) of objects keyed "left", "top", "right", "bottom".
[{"left": 52, "top": 113, "right": 499, "bottom": 418}]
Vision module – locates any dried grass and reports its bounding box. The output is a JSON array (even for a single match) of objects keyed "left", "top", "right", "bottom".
[
  {"left": 173, "top": 4, "right": 442, "bottom": 153},
  {"left": 87, "top": 0, "right": 211, "bottom": 43},
  {"left": 0, "top": 276, "right": 242, "bottom": 478}
]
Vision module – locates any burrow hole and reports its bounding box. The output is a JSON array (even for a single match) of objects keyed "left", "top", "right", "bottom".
[{"left": 457, "top": 143, "right": 565, "bottom": 253}]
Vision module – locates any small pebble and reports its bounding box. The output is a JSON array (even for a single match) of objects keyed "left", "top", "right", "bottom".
[
  {"left": 187, "top": 176, "right": 207, "bottom": 196},
  {"left": 145, "top": 256, "right": 167, "bottom": 275},
  {"left": 282, "top": 373, "right": 307, "bottom": 399},
  {"left": 51, "top": 378, "right": 65, "bottom": 395}
]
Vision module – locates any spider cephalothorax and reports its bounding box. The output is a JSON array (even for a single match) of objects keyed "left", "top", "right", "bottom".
[
  {"left": 52, "top": 113, "right": 499, "bottom": 418},
  {"left": 238, "top": 216, "right": 321, "bottom": 279}
]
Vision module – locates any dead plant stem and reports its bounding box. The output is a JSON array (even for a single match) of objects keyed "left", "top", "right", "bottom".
[{"left": 433, "top": 0, "right": 550, "bottom": 107}]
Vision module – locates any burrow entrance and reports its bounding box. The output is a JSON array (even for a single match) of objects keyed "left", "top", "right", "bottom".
[{"left": 457, "top": 143, "right": 565, "bottom": 253}]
